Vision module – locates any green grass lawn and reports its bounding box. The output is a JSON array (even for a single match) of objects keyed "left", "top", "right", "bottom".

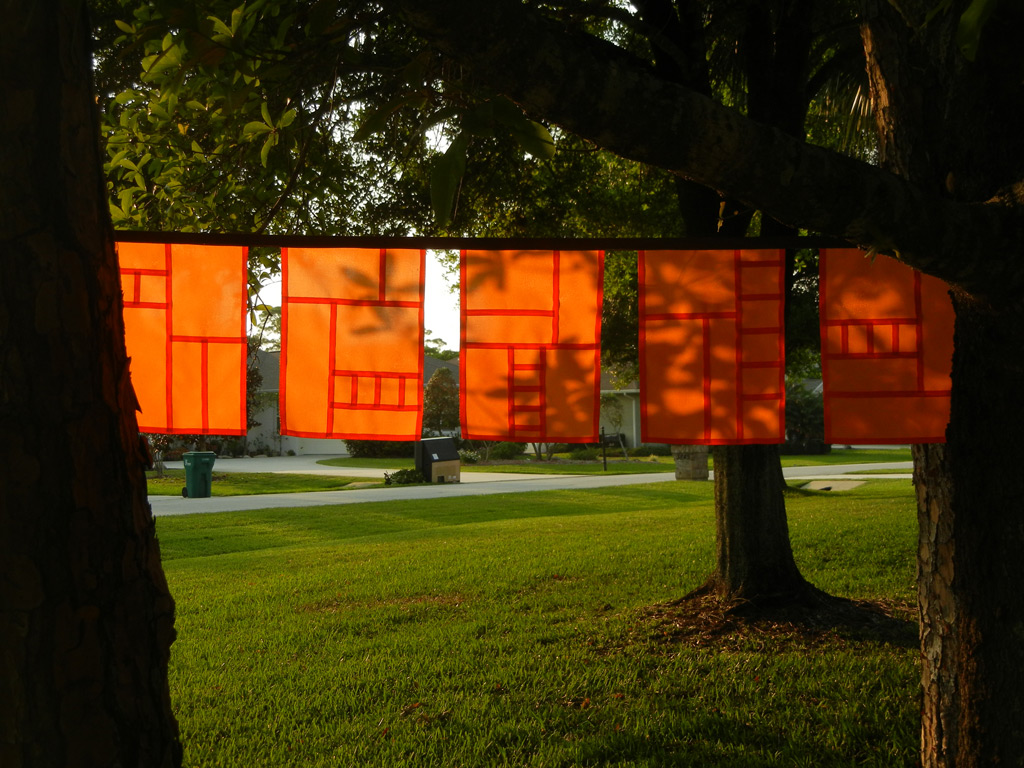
[
  {"left": 146, "top": 470, "right": 373, "bottom": 496},
  {"left": 158, "top": 480, "right": 919, "bottom": 766},
  {"left": 317, "top": 447, "right": 912, "bottom": 476},
  {"left": 466, "top": 459, "right": 673, "bottom": 475},
  {"left": 779, "top": 447, "right": 911, "bottom": 466},
  {"left": 313, "top": 456, "right": 672, "bottom": 474}
]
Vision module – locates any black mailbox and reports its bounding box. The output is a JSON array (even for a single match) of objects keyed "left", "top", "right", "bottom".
[{"left": 415, "top": 437, "right": 461, "bottom": 483}]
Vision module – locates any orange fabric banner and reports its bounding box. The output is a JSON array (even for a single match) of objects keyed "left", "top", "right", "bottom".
[
  {"left": 118, "top": 242, "right": 248, "bottom": 435},
  {"left": 820, "top": 248, "right": 953, "bottom": 443},
  {"left": 639, "top": 249, "right": 785, "bottom": 444},
  {"left": 280, "top": 247, "right": 425, "bottom": 440},
  {"left": 461, "top": 250, "right": 604, "bottom": 442}
]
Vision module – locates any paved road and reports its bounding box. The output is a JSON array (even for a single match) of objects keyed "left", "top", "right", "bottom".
[{"left": 149, "top": 455, "right": 912, "bottom": 517}]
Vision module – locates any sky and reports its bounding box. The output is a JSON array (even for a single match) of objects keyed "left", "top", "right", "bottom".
[{"left": 253, "top": 251, "right": 461, "bottom": 353}]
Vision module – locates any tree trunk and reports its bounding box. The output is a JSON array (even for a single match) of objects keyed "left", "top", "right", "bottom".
[
  {"left": 645, "top": 0, "right": 817, "bottom": 604},
  {"left": 0, "top": 3, "right": 182, "bottom": 766},
  {"left": 915, "top": 295, "right": 1024, "bottom": 766},
  {"left": 708, "top": 445, "right": 809, "bottom": 600},
  {"left": 862, "top": 2, "right": 1024, "bottom": 763}
]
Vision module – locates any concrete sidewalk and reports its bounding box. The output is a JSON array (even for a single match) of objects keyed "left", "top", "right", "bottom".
[{"left": 149, "top": 455, "right": 912, "bottom": 517}]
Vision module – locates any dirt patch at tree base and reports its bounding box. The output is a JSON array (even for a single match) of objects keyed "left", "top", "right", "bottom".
[{"left": 637, "top": 589, "right": 917, "bottom": 652}]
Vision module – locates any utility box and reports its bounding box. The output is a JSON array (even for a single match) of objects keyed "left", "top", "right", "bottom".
[{"left": 415, "top": 437, "right": 461, "bottom": 484}]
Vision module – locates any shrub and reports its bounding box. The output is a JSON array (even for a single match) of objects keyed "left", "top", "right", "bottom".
[
  {"left": 344, "top": 440, "right": 415, "bottom": 459},
  {"left": 383, "top": 468, "right": 425, "bottom": 485},
  {"left": 490, "top": 442, "right": 527, "bottom": 460},
  {"left": 569, "top": 447, "right": 599, "bottom": 461},
  {"left": 458, "top": 448, "right": 481, "bottom": 464},
  {"left": 628, "top": 444, "right": 672, "bottom": 457}
]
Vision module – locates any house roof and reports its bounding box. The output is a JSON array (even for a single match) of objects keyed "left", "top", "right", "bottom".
[{"left": 424, "top": 354, "right": 459, "bottom": 383}]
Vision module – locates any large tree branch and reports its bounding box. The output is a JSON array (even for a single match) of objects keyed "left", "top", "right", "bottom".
[{"left": 379, "top": 0, "right": 1024, "bottom": 301}]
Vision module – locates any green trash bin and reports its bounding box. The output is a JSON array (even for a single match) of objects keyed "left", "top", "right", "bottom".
[{"left": 181, "top": 451, "right": 217, "bottom": 498}]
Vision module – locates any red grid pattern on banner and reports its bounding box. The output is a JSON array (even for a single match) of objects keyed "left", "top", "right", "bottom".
[
  {"left": 280, "top": 247, "right": 425, "bottom": 440},
  {"left": 118, "top": 242, "right": 248, "bottom": 435},
  {"left": 460, "top": 250, "right": 604, "bottom": 442},
  {"left": 639, "top": 249, "right": 785, "bottom": 444},
  {"left": 820, "top": 248, "right": 953, "bottom": 443}
]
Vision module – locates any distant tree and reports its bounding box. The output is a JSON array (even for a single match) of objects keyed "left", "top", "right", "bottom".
[
  {"left": 424, "top": 329, "right": 458, "bottom": 360},
  {"left": 245, "top": 339, "right": 266, "bottom": 431},
  {"left": 422, "top": 368, "right": 460, "bottom": 434}
]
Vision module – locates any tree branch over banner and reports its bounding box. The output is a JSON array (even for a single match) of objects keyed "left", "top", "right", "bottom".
[{"left": 378, "top": 0, "right": 1024, "bottom": 301}]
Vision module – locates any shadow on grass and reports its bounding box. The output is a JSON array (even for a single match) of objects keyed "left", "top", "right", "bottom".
[{"left": 157, "top": 482, "right": 709, "bottom": 562}]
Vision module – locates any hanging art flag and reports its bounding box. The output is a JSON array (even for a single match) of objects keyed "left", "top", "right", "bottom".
[
  {"left": 118, "top": 241, "right": 248, "bottom": 435},
  {"left": 280, "top": 247, "right": 425, "bottom": 441},
  {"left": 820, "top": 248, "right": 953, "bottom": 443},
  {"left": 461, "top": 249, "right": 604, "bottom": 443},
  {"left": 639, "top": 249, "right": 785, "bottom": 444}
]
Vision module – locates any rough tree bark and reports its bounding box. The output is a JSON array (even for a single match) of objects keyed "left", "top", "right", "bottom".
[{"left": 0, "top": 2, "right": 182, "bottom": 766}]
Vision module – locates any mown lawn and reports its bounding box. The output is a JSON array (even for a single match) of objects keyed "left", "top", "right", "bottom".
[
  {"left": 317, "top": 447, "right": 912, "bottom": 474},
  {"left": 146, "top": 470, "right": 372, "bottom": 496},
  {"left": 158, "top": 479, "right": 919, "bottom": 767}
]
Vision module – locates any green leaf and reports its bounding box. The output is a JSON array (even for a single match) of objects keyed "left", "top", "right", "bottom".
[
  {"left": 509, "top": 120, "right": 556, "bottom": 159},
  {"left": 462, "top": 102, "right": 496, "bottom": 138},
  {"left": 957, "top": 0, "right": 999, "bottom": 61},
  {"left": 490, "top": 96, "right": 527, "bottom": 127},
  {"left": 113, "top": 90, "right": 139, "bottom": 105},
  {"left": 114, "top": 19, "right": 136, "bottom": 34},
  {"left": 141, "top": 41, "right": 182, "bottom": 81},
  {"left": 243, "top": 120, "right": 273, "bottom": 136},
  {"left": 260, "top": 133, "right": 278, "bottom": 167},
  {"left": 277, "top": 108, "right": 297, "bottom": 129},
  {"left": 430, "top": 135, "right": 467, "bottom": 228},
  {"left": 261, "top": 101, "right": 273, "bottom": 127},
  {"left": 207, "top": 15, "right": 233, "bottom": 38}
]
